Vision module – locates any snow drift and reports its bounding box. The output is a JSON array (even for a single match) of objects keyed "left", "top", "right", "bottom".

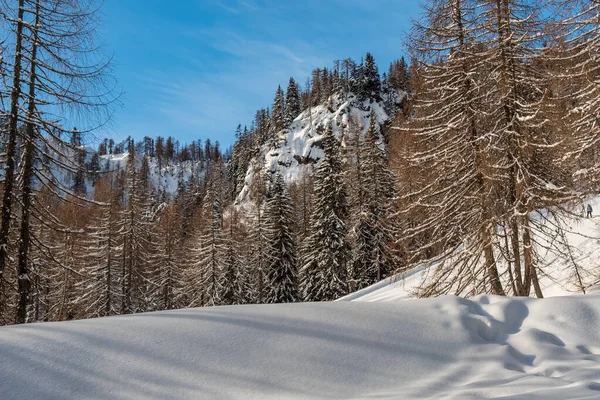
[{"left": 2, "top": 294, "right": 600, "bottom": 399}]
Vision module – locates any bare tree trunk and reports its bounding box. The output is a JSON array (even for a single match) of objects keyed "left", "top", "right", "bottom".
[
  {"left": 106, "top": 200, "right": 113, "bottom": 316},
  {"left": 16, "top": 0, "right": 41, "bottom": 324},
  {"left": 510, "top": 218, "right": 525, "bottom": 295},
  {"left": 522, "top": 216, "right": 543, "bottom": 298},
  {"left": 522, "top": 216, "right": 533, "bottom": 296},
  {"left": 0, "top": 0, "right": 26, "bottom": 282},
  {"left": 456, "top": 0, "right": 504, "bottom": 295},
  {"left": 501, "top": 221, "right": 517, "bottom": 295}
]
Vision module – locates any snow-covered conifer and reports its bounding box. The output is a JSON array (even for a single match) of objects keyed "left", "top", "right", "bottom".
[
  {"left": 272, "top": 85, "right": 286, "bottom": 133},
  {"left": 299, "top": 124, "right": 349, "bottom": 301},
  {"left": 349, "top": 113, "right": 398, "bottom": 290},
  {"left": 264, "top": 173, "right": 298, "bottom": 303},
  {"left": 187, "top": 163, "right": 226, "bottom": 307},
  {"left": 285, "top": 78, "right": 301, "bottom": 126}
]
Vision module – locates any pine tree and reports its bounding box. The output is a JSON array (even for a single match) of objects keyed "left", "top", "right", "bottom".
[
  {"left": 349, "top": 113, "right": 398, "bottom": 290},
  {"left": 285, "top": 78, "right": 301, "bottom": 126},
  {"left": 272, "top": 85, "right": 286, "bottom": 133},
  {"left": 188, "top": 164, "right": 225, "bottom": 307},
  {"left": 264, "top": 173, "right": 298, "bottom": 303},
  {"left": 300, "top": 124, "right": 349, "bottom": 301}
]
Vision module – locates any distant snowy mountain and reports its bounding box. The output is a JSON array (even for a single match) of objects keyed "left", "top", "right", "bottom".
[
  {"left": 236, "top": 91, "right": 404, "bottom": 203},
  {"left": 97, "top": 152, "right": 203, "bottom": 195}
]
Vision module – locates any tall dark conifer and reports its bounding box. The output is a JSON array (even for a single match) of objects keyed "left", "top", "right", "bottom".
[
  {"left": 285, "top": 78, "right": 301, "bottom": 126},
  {"left": 264, "top": 173, "right": 298, "bottom": 303},
  {"left": 300, "top": 124, "right": 349, "bottom": 301}
]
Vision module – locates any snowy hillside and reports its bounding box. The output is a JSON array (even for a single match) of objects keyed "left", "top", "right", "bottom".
[
  {"left": 47, "top": 143, "right": 204, "bottom": 197},
  {"left": 342, "top": 196, "right": 600, "bottom": 303},
  {"left": 98, "top": 152, "right": 203, "bottom": 195},
  {"left": 3, "top": 294, "right": 600, "bottom": 399},
  {"left": 237, "top": 92, "right": 401, "bottom": 202}
]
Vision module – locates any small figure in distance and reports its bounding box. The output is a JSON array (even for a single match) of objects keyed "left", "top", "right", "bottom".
[{"left": 587, "top": 204, "right": 593, "bottom": 218}]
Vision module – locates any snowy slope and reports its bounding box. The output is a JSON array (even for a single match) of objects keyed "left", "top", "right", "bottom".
[
  {"left": 237, "top": 92, "right": 401, "bottom": 202},
  {"left": 98, "top": 152, "right": 203, "bottom": 195},
  {"left": 342, "top": 196, "right": 600, "bottom": 303},
  {"left": 3, "top": 295, "right": 600, "bottom": 399}
]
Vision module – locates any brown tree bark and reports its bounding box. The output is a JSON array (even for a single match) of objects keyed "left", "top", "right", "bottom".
[{"left": 0, "top": 0, "right": 26, "bottom": 283}]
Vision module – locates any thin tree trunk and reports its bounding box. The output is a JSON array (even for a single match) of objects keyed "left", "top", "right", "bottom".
[
  {"left": 106, "top": 201, "right": 113, "bottom": 316},
  {"left": 16, "top": 0, "right": 41, "bottom": 324},
  {"left": 501, "top": 221, "right": 517, "bottom": 295},
  {"left": 522, "top": 216, "right": 533, "bottom": 296},
  {"left": 456, "top": 0, "right": 505, "bottom": 295},
  {"left": 0, "top": 0, "right": 26, "bottom": 282},
  {"left": 510, "top": 218, "right": 525, "bottom": 295}
]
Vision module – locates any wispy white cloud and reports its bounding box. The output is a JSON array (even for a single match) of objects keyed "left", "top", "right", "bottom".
[{"left": 215, "top": 2, "right": 240, "bottom": 14}]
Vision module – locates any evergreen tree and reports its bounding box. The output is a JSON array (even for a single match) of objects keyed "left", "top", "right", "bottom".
[
  {"left": 220, "top": 208, "right": 251, "bottom": 305},
  {"left": 285, "top": 77, "right": 301, "bottom": 126},
  {"left": 350, "top": 113, "right": 398, "bottom": 290},
  {"left": 300, "top": 124, "right": 349, "bottom": 301},
  {"left": 188, "top": 164, "right": 225, "bottom": 307},
  {"left": 272, "top": 85, "right": 286, "bottom": 133},
  {"left": 362, "top": 52, "right": 381, "bottom": 100},
  {"left": 264, "top": 173, "right": 298, "bottom": 303}
]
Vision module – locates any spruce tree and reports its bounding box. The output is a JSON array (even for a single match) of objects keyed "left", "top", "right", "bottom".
[
  {"left": 264, "top": 173, "right": 298, "bottom": 303},
  {"left": 362, "top": 52, "right": 381, "bottom": 100},
  {"left": 188, "top": 164, "right": 226, "bottom": 307},
  {"left": 300, "top": 124, "right": 349, "bottom": 301},
  {"left": 285, "top": 78, "right": 301, "bottom": 126},
  {"left": 350, "top": 113, "right": 398, "bottom": 290},
  {"left": 272, "top": 85, "right": 286, "bottom": 133}
]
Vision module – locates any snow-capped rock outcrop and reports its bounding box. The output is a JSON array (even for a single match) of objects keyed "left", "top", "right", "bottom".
[{"left": 237, "top": 91, "right": 404, "bottom": 202}]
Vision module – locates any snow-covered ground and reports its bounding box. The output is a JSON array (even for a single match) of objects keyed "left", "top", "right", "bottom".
[
  {"left": 2, "top": 295, "right": 600, "bottom": 399},
  {"left": 2, "top": 200, "right": 600, "bottom": 399},
  {"left": 343, "top": 197, "right": 600, "bottom": 303}
]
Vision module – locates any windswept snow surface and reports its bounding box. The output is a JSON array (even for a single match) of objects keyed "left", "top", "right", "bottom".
[{"left": 3, "top": 296, "right": 600, "bottom": 399}]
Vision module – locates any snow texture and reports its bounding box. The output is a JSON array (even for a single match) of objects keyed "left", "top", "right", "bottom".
[
  {"left": 99, "top": 153, "right": 202, "bottom": 196},
  {"left": 3, "top": 293, "right": 600, "bottom": 399}
]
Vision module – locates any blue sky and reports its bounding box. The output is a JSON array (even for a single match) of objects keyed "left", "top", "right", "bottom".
[{"left": 99, "top": 0, "right": 421, "bottom": 148}]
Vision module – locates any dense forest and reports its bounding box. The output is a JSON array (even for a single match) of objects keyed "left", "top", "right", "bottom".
[{"left": 1, "top": 0, "right": 600, "bottom": 326}]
